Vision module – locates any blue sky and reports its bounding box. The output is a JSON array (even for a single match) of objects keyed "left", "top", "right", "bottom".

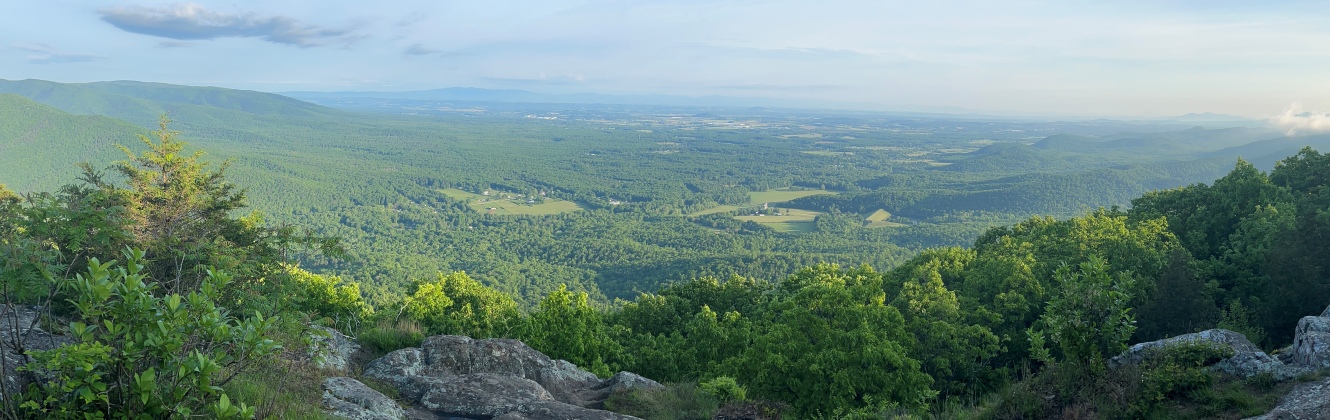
[{"left": 2, "top": 0, "right": 1329, "bottom": 117}]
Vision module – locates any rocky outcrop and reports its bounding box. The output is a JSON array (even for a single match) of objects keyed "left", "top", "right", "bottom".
[
  {"left": 1173, "top": 305, "right": 1330, "bottom": 420},
  {"left": 1244, "top": 376, "right": 1330, "bottom": 420},
  {"left": 0, "top": 305, "right": 73, "bottom": 397},
  {"left": 1109, "top": 329, "right": 1287, "bottom": 377},
  {"left": 1291, "top": 312, "right": 1330, "bottom": 369},
  {"left": 363, "top": 335, "right": 661, "bottom": 419},
  {"left": 311, "top": 326, "right": 362, "bottom": 373},
  {"left": 323, "top": 377, "right": 407, "bottom": 420}
]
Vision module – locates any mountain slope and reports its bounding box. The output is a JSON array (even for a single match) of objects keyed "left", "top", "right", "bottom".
[
  {"left": 0, "top": 94, "right": 144, "bottom": 192},
  {"left": 0, "top": 79, "right": 347, "bottom": 127}
]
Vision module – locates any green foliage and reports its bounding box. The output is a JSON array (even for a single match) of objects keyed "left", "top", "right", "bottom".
[
  {"left": 401, "top": 272, "right": 521, "bottom": 338},
  {"left": 1028, "top": 256, "right": 1137, "bottom": 370},
  {"left": 1217, "top": 300, "right": 1266, "bottom": 347},
  {"left": 18, "top": 250, "right": 279, "bottom": 419},
  {"left": 603, "top": 383, "right": 720, "bottom": 420},
  {"left": 357, "top": 320, "right": 426, "bottom": 359},
  {"left": 522, "top": 284, "right": 621, "bottom": 378},
  {"left": 282, "top": 265, "right": 373, "bottom": 326},
  {"left": 890, "top": 255, "right": 1001, "bottom": 398},
  {"left": 733, "top": 264, "right": 934, "bottom": 417},
  {"left": 1134, "top": 249, "right": 1218, "bottom": 341},
  {"left": 698, "top": 376, "right": 747, "bottom": 403},
  {"left": 112, "top": 117, "right": 256, "bottom": 294}
]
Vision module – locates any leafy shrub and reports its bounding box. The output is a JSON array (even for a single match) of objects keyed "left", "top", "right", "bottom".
[
  {"left": 603, "top": 382, "right": 720, "bottom": 420},
  {"left": 17, "top": 250, "right": 280, "bottom": 419},
  {"left": 1028, "top": 256, "right": 1137, "bottom": 372},
  {"left": 699, "top": 376, "right": 747, "bottom": 403}
]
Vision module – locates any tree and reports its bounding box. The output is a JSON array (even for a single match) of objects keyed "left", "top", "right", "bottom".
[
  {"left": 1028, "top": 256, "right": 1136, "bottom": 371},
  {"left": 522, "top": 284, "right": 620, "bottom": 377},
  {"left": 1134, "top": 248, "right": 1219, "bottom": 341},
  {"left": 731, "top": 264, "right": 933, "bottom": 417},
  {"left": 891, "top": 258, "right": 1000, "bottom": 398},
  {"left": 113, "top": 116, "right": 251, "bottom": 295},
  {"left": 401, "top": 271, "right": 521, "bottom": 338}
]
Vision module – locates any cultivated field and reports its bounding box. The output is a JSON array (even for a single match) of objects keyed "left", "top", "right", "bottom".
[
  {"left": 865, "top": 209, "right": 906, "bottom": 228},
  {"left": 735, "top": 208, "right": 823, "bottom": 233},
  {"left": 439, "top": 188, "right": 584, "bottom": 215}
]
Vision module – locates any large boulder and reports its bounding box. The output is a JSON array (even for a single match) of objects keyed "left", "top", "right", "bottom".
[
  {"left": 1110, "top": 329, "right": 1284, "bottom": 377},
  {"left": 363, "top": 335, "right": 657, "bottom": 419},
  {"left": 310, "top": 326, "right": 362, "bottom": 373},
  {"left": 0, "top": 305, "right": 73, "bottom": 396},
  {"left": 323, "top": 377, "right": 407, "bottom": 420},
  {"left": 1290, "top": 307, "right": 1330, "bottom": 369},
  {"left": 1244, "top": 376, "right": 1330, "bottom": 420},
  {"left": 418, "top": 373, "right": 554, "bottom": 416}
]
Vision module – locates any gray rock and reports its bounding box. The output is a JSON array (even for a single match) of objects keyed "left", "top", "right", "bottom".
[
  {"left": 1244, "top": 376, "right": 1330, "bottom": 420},
  {"left": 364, "top": 348, "right": 432, "bottom": 402},
  {"left": 311, "top": 326, "right": 362, "bottom": 373},
  {"left": 416, "top": 335, "right": 601, "bottom": 406},
  {"left": 419, "top": 373, "right": 553, "bottom": 417},
  {"left": 1322, "top": 305, "right": 1330, "bottom": 318},
  {"left": 1213, "top": 351, "right": 1286, "bottom": 378},
  {"left": 1291, "top": 316, "right": 1330, "bottom": 369},
  {"left": 503, "top": 400, "right": 641, "bottom": 420},
  {"left": 323, "top": 377, "right": 406, "bottom": 420},
  {"left": 1110, "top": 329, "right": 1285, "bottom": 378},
  {"left": 604, "top": 371, "right": 665, "bottom": 395},
  {"left": 0, "top": 305, "right": 73, "bottom": 397},
  {"left": 362, "top": 335, "right": 649, "bottom": 420}
]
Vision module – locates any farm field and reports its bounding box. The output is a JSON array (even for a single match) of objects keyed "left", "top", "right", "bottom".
[
  {"left": 439, "top": 188, "right": 584, "bottom": 215},
  {"left": 865, "top": 209, "right": 907, "bottom": 228},
  {"left": 688, "top": 205, "right": 742, "bottom": 216},
  {"left": 735, "top": 208, "right": 823, "bottom": 233}
]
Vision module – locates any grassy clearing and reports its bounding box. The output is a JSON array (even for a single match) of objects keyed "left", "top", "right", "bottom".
[
  {"left": 865, "top": 209, "right": 907, "bottom": 228},
  {"left": 893, "top": 159, "right": 953, "bottom": 167},
  {"left": 471, "top": 199, "right": 582, "bottom": 215},
  {"left": 689, "top": 205, "right": 742, "bottom": 217},
  {"left": 800, "top": 151, "right": 854, "bottom": 156},
  {"left": 937, "top": 148, "right": 981, "bottom": 154},
  {"left": 736, "top": 208, "right": 822, "bottom": 233},
  {"left": 747, "top": 188, "right": 836, "bottom": 204},
  {"left": 439, "top": 188, "right": 583, "bottom": 215}
]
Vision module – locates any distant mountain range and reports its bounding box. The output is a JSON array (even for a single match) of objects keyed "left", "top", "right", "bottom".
[
  {"left": 281, "top": 87, "right": 1262, "bottom": 122},
  {"left": 280, "top": 87, "right": 879, "bottom": 111},
  {"left": 0, "top": 79, "right": 345, "bottom": 127}
]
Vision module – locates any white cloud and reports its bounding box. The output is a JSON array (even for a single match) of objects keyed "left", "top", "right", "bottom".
[
  {"left": 1271, "top": 103, "right": 1330, "bottom": 135},
  {"left": 10, "top": 43, "right": 105, "bottom": 64}
]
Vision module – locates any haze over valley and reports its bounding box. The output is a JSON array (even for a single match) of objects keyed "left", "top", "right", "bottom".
[{"left": 4, "top": 2, "right": 1330, "bottom": 419}]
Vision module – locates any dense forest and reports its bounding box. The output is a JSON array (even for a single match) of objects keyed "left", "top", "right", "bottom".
[
  {"left": 6, "top": 80, "right": 1329, "bottom": 311},
  {"left": 3, "top": 80, "right": 1330, "bottom": 418}
]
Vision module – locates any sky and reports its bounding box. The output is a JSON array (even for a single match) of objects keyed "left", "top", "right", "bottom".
[{"left": 3, "top": 0, "right": 1330, "bottom": 118}]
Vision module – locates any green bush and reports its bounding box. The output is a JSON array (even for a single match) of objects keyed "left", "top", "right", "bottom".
[
  {"left": 699, "top": 376, "right": 747, "bottom": 403},
  {"left": 604, "top": 382, "right": 720, "bottom": 420},
  {"left": 17, "top": 250, "right": 280, "bottom": 419}
]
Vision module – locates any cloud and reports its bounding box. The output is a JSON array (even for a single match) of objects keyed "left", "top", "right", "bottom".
[
  {"left": 1270, "top": 103, "right": 1330, "bottom": 135},
  {"left": 157, "top": 40, "right": 194, "bottom": 48},
  {"left": 404, "top": 43, "right": 440, "bottom": 56},
  {"left": 98, "top": 3, "right": 362, "bottom": 47},
  {"left": 10, "top": 43, "right": 105, "bottom": 64}
]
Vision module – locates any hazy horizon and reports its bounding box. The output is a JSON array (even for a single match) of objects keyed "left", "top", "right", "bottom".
[{"left": 4, "top": 1, "right": 1330, "bottom": 122}]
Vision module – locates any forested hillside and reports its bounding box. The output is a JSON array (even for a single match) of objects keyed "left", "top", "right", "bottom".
[
  {"left": 4, "top": 80, "right": 1317, "bottom": 310},
  {"left": 3, "top": 114, "right": 1328, "bottom": 418}
]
